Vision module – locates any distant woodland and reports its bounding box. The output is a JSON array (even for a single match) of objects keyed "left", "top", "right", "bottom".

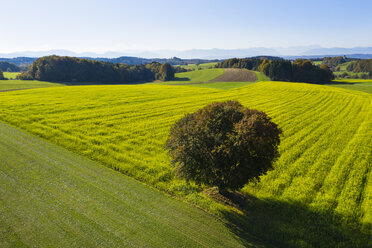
[
  {"left": 5, "top": 54, "right": 372, "bottom": 83},
  {"left": 0, "top": 61, "right": 21, "bottom": 72},
  {"left": 18, "top": 56, "right": 175, "bottom": 83},
  {"left": 216, "top": 58, "right": 334, "bottom": 83}
]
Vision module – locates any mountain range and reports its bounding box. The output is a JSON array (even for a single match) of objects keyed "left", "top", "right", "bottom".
[{"left": 1, "top": 46, "right": 372, "bottom": 60}]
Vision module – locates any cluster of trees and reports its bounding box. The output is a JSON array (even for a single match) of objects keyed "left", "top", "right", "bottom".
[
  {"left": 173, "top": 67, "right": 188, "bottom": 73},
  {"left": 346, "top": 59, "right": 372, "bottom": 73},
  {"left": 93, "top": 56, "right": 221, "bottom": 66},
  {"left": 220, "top": 58, "right": 334, "bottom": 83},
  {"left": 293, "top": 60, "right": 334, "bottom": 83},
  {"left": 322, "top": 56, "right": 347, "bottom": 70},
  {"left": 17, "top": 56, "right": 174, "bottom": 83},
  {"left": 215, "top": 58, "right": 264, "bottom": 71},
  {"left": 0, "top": 62, "right": 20, "bottom": 72},
  {"left": 0, "top": 70, "right": 4, "bottom": 80},
  {"left": 261, "top": 59, "right": 334, "bottom": 83},
  {"left": 337, "top": 71, "right": 372, "bottom": 79},
  {"left": 0, "top": 57, "right": 35, "bottom": 66}
]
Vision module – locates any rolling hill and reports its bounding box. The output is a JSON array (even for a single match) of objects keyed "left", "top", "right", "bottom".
[
  {"left": 0, "top": 122, "right": 254, "bottom": 248},
  {"left": 0, "top": 77, "right": 371, "bottom": 247}
]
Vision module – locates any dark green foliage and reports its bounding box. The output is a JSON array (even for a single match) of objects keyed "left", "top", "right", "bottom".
[
  {"left": 346, "top": 59, "right": 372, "bottom": 73},
  {"left": 0, "top": 70, "right": 4, "bottom": 80},
  {"left": 260, "top": 59, "right": 334, "bottom": 83},
  {"left": 173, "top": 67, "right": 188, "bottom": 73},
  {"left": 158, "top": 63, "right": 174, "bottom": 81},
  {"left": 145, "top": 62, "right": 174, "bottom": 80},
  {"left": 261, "top": 60, "right": 293, "bottom": 81},
  {"left": 17, "top": 55, "right": 175, "bottom": 83},
  {"left": 293, "top": 60, "right": 334, "bottom": 83},
  {"left": 218, "top": 58, "right": 334, "bottom": 83},
  {"left": 322, "top": 56, "right": 347, "bottom": 70},
  {"left": 216, "top": 58, "right": 263, "bottom": 71},
  {"left": 339, "top": 72, "right": 350, "bottom": 78},
  {"left": 94, "top": 56, "right": 220, "bottom": 66},
  {"left": 0, "top": 57, "right": 36, "bottom": 66},
  {"left": 0, "top": 62, "right": 20, "bottom": 72},
  {"left": 165, "top": 101, "right": 281, "bottom": 191}
]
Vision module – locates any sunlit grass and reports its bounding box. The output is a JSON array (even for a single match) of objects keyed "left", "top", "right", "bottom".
[{"left": 0, "top": 82, "right": 371, "bottom": 247}]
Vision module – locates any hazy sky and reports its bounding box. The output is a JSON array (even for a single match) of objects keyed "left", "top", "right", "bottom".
[{"left": 1, "top": 0, "right": 372, "bottom": 53}]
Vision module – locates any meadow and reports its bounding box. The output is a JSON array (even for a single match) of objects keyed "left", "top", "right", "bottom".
[
  {"left": 0, "top": 78, "right": 371, "bottom": 247},
  {"left": 3, "top": 72, "right": 20, "bottom": 79},
  {"left": 176, "top": 62, "right": 218, "bottom": 70},
  {"left": 0, "top": 79, "right": 64, "bottom": 91},
  {"left": 326, "top": 79, "right": 372, "bottom": 94},
  {"left": 154, "top": 68, "right": 269, "bottom": 89},
  {"left": 0, "top": 122, "right": 249, "bottom": 247}
]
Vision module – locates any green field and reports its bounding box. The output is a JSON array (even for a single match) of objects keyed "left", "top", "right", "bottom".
[
  {"left": 3, "top": 72, "right": 20, "bottom": 79},
  {"left": 155, "top": 68, "right": 225, "bottom": 85},
  {"left": 0, "top": 80, "right": 371, "bottom": 247},
  {"left": 155, "top": 68, "right": 269, "bottom": 90},
  {"left": 326, "top": 79, "right": 372, "bottom": 94},
  {"left": 0, "top": 80, "right": 63, "bottom": 91},
  {"left": 0, "top": 122, "right": 252, "bottom": 247},
  {"left": 1, "top": 68, "right": 269, "bottom": 91},
  {"left": 176, "top": 62, "right": 218, "bottom": 70}
]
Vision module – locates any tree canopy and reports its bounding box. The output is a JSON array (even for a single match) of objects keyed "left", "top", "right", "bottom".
[
  {"left": 17, "top": 55, "right": 175, "bottom": 83},
  {"left": 216, "top": 57, "right": 334, "bottom": 83},
  {"left": 165, "top": 101, "right": 282, "bottom": 191},
  {"left": 346, "top": 59, "right": 372, "bottom": 73},
  {"left": 0, "top": 62, "right": 20, "bottom": 72}
]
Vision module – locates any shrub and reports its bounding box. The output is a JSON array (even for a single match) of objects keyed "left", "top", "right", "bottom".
[{"left": 165, "top": 101, "right": 282, "bottom": 191}]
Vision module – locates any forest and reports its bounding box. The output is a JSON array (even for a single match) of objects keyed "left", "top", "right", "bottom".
[
  {"left": 216, "top": 58, "right": 334, "bottom": 83},
  {"left": 17, "top": 55, "right": 175, "bottom": 83}
]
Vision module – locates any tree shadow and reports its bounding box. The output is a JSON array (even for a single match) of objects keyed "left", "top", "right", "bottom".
[
  {"left": 309, "top": 81, "right": 356, "bottom": 85},
  {"left": 218, "top": 194, "right": 371, "bottom": 247},
  {"left": 172, "top": 77, "right": 190, "bottom": 82},
  {"left": 58, "top": 81, "right": 147, "bottom": 86}
]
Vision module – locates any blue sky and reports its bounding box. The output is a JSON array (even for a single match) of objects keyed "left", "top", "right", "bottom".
[{"left": 1, "top": 0, "right": 372, "bottom": 53}]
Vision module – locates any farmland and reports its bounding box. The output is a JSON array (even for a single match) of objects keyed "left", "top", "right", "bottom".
[
  {"left": 0, "top": 78, "right": 371, "bottom": 247},
  {"left": 326, "top": 79, "right": 372, "bottom": 94},
  {"left": 0, "top": 80, "right": 63, "bottom": 91},
  {"left": 0, "top": 122, "right": 249, "bottom": 247},
  {"left": 176, "top": 62, "right": 218, "bottom": 70},
  {"left": 3, "top": 72, "right": 20, "bottom": 79},
  {"left": 155, "top": 68, "right": 268, "bottom": 89}
]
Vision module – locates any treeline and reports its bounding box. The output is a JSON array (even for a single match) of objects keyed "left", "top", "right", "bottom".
[
  {"left": 0, "top": 61, "right": 21, "bottom": 72},
  {"left": 346, "top": 59, "right": 372, "bottom": 73},
  {"left": 336, "top": 71, "right": 372, "bottom": 79},
  {"left": 95, "top": 56, "right": 221, "bottom": 66},
  {"left": 18, "top": 56, "right": 174, "bottom": 83},
  {"left": 261, "top": 59, "right": 334, "bottom": 83},
  {"left": 322, "top": 56, "right": 347, "bottom": 70},
  {"left": 0, "top": 56, "right": 220, "bottom": 67},
  {"left": 215, "top": 58, "right": 263, "bottom": 71},
  {"left": 216, "top": 58, "right": 334, "bottom": 83}
]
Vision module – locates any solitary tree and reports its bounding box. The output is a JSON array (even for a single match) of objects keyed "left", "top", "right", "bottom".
[
  {"left": 165, "top": 101, "right": 281, "bottom": 191},
  {"left": 0, "top": 70, "right": 4, "bottom": 80},
  {"left": 158, "top": 63, "right": 174, "bottom": 81}
]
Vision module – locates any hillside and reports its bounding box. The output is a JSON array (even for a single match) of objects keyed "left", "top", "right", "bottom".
[
  {"left": 0, "top": 81, "right": 371, "bottom": 247},
  {"left": 0, "top": 122, "right": 253, "bottom": 248},
  {"left": 156, "top": 68, "right": 268, "bottom": 89}
]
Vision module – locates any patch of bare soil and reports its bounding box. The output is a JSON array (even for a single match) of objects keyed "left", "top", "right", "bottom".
[{"left": 210, "top": 68, "right": 257, "bottom": 82}]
